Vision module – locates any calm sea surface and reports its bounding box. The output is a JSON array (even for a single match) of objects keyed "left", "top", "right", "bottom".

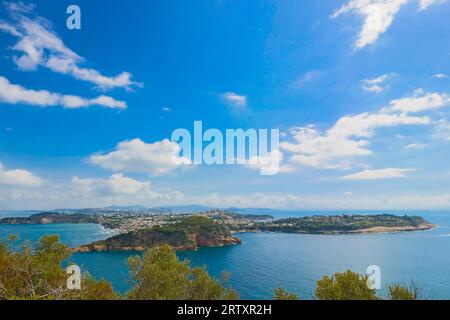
[{"left": 1, "top": 210, "right": 450, "bottom": 299}]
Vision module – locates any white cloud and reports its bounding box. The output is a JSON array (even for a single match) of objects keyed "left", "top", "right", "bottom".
[
  {"left": 245, "top": 150, "right": 296, "bottom": 175},
  {"left": 0, "top": 2, "right": 141, "bottom": 91},
  {"left": 0, "top": 21, "right": 21, "bottom": 36},
  {"left": 0, "top": 76, "right": 126, "bottom": 109},
  {"left": 362, "top": 74, "right": 392, "bottom": 92},
  {"left": 222, "top": 92, "right": 247, "bottom": 107},
  {"left": 419, "top": 0, "right": 447, "bottom": 10},
  {"left": 280, "top": 88, "right": 450, "bottom": 171},
  {"left": 72, "top": 174, "right": 152, "bottom": 196},
  {"left": 3, "top": 171, "right": 450, "bottom": 210},
  {"left": 0, "top": 172, "right": 185, "bottom": 209},
  {"left": 0, "top": 162, "right": 43, "bottom": 187},
  {"left": 292, "top": 70, "right": 322, "bottom": 88},
  {"left": 434, "top": 119, "right": 450, "bottom": 141},
  {"left": 192, "top": 192, "right": 306, "bottom": 209},
  {"left": 70, "top": 174, "right": 185, "bottom": 204},
  {"left": 281, "top": 87, "right": 450, "bottom": 171},
  {"left": 387, "top": 89, "right": 450, "bottom": 113},
  {"left": 332, "top": 0, "right": 409, "bottom": 49},
  {"left": 4, "top": 1, "right": 35, "bottom": 14},
  {"left": 404, "top": 143, "right": 427, "bottom": 149},
  {"left": 432, "top": 73, "right": 448, "bottom": 79},
  {"left": 162, "top": 107, "right": 172, "bottom": 112},
  {"left": 281, "top": 112, "right": 429, "bottom": 169},
  {"left": 89, "top": 138, "right": 192, "bottom": 176},
  {"left": 332, "top": 0, "right": 448, "bottom": 49},
  {"left": 341, "top": 168, "right": 415, "bottom": 180}
]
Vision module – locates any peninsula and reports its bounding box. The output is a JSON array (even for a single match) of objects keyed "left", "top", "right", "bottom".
[
  {"left": 0, "top": 210, "right": 435, "bottom": 252},
  {"left": 256, "top": 214, "right": 435, "bottom": 234},
  {"left": 74, "top": 216, "right": 241, "bottom": 252}
]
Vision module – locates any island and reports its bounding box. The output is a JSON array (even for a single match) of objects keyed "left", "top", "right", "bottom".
[{"left": 0, "top": 210, "right": 436, "bottom": 252}]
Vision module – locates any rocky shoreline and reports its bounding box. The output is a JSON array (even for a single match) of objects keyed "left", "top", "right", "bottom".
[
  {"left": 73, "top": 236, "right": 241, "bottom": 253},
  {"left": 345, "top": 222, "right": 436, "bottom": 234}
]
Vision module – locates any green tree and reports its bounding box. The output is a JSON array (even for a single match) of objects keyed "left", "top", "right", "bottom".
[
  {"left": 0, "top": 235, "right": 118, "bottom": 300},
  {"left": 315, "top": 270, "right": 377, "bottom": 300},
  {"left": 126, "top": 244, "right": 238, "bottom": 300},
  {"left": 273, "top": 288, "right": 299, "bottom": 300},
  {"left": 387, "top": 283, "right": 419, "bottom": 300}
]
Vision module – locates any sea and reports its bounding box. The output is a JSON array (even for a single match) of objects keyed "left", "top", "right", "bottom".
[{"left": 1, "top": 210, "right": 450, "bottom": 300}]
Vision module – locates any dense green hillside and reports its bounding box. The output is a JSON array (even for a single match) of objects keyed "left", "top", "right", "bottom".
[
  {"left": 257, "top": 214, "right": 433, "bottom": 234},
  {"left": 75, "top": 216, "right": 241, "bottom": 252}
]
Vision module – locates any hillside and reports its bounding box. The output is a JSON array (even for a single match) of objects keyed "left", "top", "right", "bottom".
[
  {"left": 74, "top": 216, "right": 241, "bottom": 252},
  {"left": 257, "top": 214, "right": 435, "bottom": 234},
  {"left": 0, "top": 212, "right": 99, "bottom": 225}
]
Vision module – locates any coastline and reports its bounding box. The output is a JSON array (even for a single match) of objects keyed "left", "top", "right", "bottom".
[
  {"left": 72, "top": 240, "right": 241, "bottom": 253},
  {"left": 1, "top": 212, "right": 437, "bottom": 253},
  {"left": 232, "top": 223, "right": 437, "bottom": 236},
  {"left": 73, "top": 223, "right": 437, "bottom": 253},
  {"left": 346, "top": 222, "right": 437, "bottom": 234}
]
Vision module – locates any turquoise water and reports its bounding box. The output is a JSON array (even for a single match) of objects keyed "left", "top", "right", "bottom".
[
  {"left": 0, "top": 223, "right": 117, "bottom": 247},
  {"left": 1, "top": 211, "right": 450, "bottom": 299}
]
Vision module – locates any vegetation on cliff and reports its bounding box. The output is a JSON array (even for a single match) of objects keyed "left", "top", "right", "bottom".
[
  {"left": 258, "top": 214, "right": 433, "bottom": 234},
  {"left": 76, "top": 216, "right": 241, "bottom": 252},
  {"left": 0, "top": 212, "right": 100, "bottom": 225}
]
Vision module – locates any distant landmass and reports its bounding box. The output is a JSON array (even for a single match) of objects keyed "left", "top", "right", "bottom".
[
  {"left": 0, "top": 209, "right": 436, "bottom": 253},
  {"left": 48, "top": 206, "right": 172, "bottom": 215},
  {"left": 22, "top": 204, "right": 304, "bottom": 216},
  {"left": 0, "top": 210, "right": 274, "bottom": 233},
  {"left": 0, "top": 212, "right": 100, "bottom": 225}
]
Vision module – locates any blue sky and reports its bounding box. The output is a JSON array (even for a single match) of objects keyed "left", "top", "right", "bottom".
[{"left": 0, "top": 0, "right": 450, "bottom": 210}]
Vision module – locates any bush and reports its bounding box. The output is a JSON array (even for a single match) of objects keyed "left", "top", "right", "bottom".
[
  {"left": 0, "top": 235, "right": 118, "bottom": 300},
  {"left": 388, "top": 283, "right": 419, "bottom": 300},
  {"left": 315, "top": 270, "right": 378, "bottom": 300},
  {"left": 273, "top": 288, "right": 299, "bottom": 300},
  {"left": 126, "top": 244, "right": 238, "bottom": 300}
]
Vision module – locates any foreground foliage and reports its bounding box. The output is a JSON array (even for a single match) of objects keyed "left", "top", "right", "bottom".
[
  {"left": 273, "top": 288, "right": 299, "bottom": 300},
  {"left": 314, "top": 270, "right": 421, "bottom": 300},
  {"left": 0, "top": 235, "right": 118, "bottom": 300},
  {"left": 127, "top": 244, "right": 238, "bottom": 300},
  {"left": 387, "top": 283, "right": 419, "bottom": 300},
  {"left": 0, "top": 235, "right": 237, "bottom": 300},
  {"left": 315, "top": 270, "right": 377, "bottom": 300}
]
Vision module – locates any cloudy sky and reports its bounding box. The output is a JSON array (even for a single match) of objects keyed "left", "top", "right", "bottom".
[{"left": 0, "top": 0, "right": 450, "bottom": 210}]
